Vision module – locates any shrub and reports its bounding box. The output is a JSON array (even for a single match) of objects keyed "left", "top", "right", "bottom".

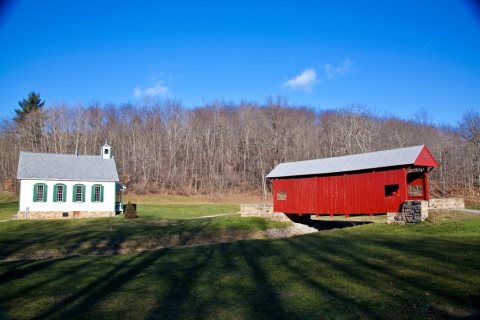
[{"left": 124, "top": 201, "right": 138, "bottom": 219}]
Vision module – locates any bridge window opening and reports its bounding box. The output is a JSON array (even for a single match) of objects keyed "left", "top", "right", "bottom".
[{"left": 385, "top": 184, "right": 399, "bottom": 196}]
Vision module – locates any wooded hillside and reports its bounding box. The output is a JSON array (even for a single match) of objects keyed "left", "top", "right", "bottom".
[{"left": 2, "top": 98, "right": 479, "bottom": 197}]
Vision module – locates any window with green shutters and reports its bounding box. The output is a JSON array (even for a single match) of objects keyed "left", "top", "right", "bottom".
[
  {"left": 53, "top": 184, "right": 67, "bottom": 202},
  {"left": 73, "top": 184, "right": 85, "bottom": 202},
  {"left": 91, "top": 184, "right": 104, "bottom": 202},
  {"left": 33, "top": 183, "right": 47, "bottom": 202}
]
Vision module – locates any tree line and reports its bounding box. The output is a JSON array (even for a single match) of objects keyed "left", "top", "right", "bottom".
[{"left": 3, "top": 94, "right": 480, "bottom": 197}]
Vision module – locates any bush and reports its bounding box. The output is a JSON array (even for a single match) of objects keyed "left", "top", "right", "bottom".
[{"left": 124, "top": 201, "right": 138, "bottom": 219}]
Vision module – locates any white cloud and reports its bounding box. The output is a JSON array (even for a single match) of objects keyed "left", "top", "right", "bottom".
[
  {"left": 133, "top": 87, "right": 142, "bottom": 97},
  {"left": 133, "top": 82, "right": 170, "bottom": 98},
  {"left": 283, "top": 68, "right": 317, "bottom": 91},
  {"left": 324, "top": 59, "right": 352, "bottom": 79}
]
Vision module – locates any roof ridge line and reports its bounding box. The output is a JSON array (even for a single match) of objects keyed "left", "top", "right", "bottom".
[{"left": 277, "top": 145, "right": 424, "bottom": 165}]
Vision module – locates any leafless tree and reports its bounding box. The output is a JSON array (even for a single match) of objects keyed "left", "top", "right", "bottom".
[{"left": 0, "top": 99, "right": 477, "bottom": 197}]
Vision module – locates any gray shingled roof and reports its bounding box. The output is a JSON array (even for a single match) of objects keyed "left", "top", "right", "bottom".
[
  {"left": 17, "top": 152, "right": 119, "bottom": 181},
  {"left": 266, "top": 145, "right": 426, "bottom": 179}
]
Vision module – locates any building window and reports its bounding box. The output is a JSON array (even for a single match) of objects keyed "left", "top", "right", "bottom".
[
  {"left": 92, "top": 184, "right": 104, "bottom": 202},
  {"left": 56, "top": 185, "right": 64, "bottom": 202},
  {"left": 63, "top": 212, "right": 69, "bottom": 217},
  {"left": 385, "top": 184, "right": 399, "bottom": 197},
  {"left": 104, "top": 148, "right": 108, "bottom": 154},
  {"left": 94, "top": 186, "right": 101, "bottom": 202},
  {"left": 408, "top": 185, "right": 423, "bottom": 197},
  {"left": 36, "top": 184, "right": 45, "bottom": 202},
  {"left": 53, "top": 184, "right": 66, "bottom": 202},
  {"left": 74, "top": 184, "right": 84, "bottom": 202},
  {"left": 277, "top": 191, "right": 287, "bottom": 201}
]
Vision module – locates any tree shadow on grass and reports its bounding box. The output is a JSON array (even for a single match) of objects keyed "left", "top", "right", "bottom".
[
  {"left": 0, "top": 224, "right": 479, "bottom": 319},
  {"left": 29, "top": 249, "right": 170, "bottom": 320},
  {"left": 145, "top": 246, "right": 214, "bottom": 319},
  {"left": 0, "top": 256, "right": 89, "bottom": 301},
  {"left": 284, "top": 233, "right": 480, "bottom": 318},
  {"left": 0, "top": 218, "right": 204, "bottom": 259}
]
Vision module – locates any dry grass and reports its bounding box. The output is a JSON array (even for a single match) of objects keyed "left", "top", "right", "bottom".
[{"left": 426, "top": 209, "right": 479, "bottom": 224}]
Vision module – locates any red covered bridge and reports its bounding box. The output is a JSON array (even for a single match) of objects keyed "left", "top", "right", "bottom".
[{"left": 266, "top": 145, "right": 438, "bottom": 217}]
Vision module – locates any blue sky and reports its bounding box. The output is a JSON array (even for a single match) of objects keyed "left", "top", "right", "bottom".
[{"left": 1, "top": 0, "right": 479, "bottom": 125}]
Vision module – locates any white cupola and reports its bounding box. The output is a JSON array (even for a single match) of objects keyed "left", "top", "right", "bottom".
[{"left": 102, "top": 143, "right": 112, "bottom": 159}]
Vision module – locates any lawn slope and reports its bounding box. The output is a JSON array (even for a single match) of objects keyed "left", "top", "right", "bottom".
[
  {"left": 0, "top": 214, "right": 479, "bottom": 319},
  {"left": 0, "top": 203, "right": 288, "bottom": 260}
]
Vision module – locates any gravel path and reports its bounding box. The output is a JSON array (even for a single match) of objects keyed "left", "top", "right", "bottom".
[
  {"left": 453, "top": 208, "right": 480, "bottom": 214},
  {"left": 263, "top": 222, "right": 318, "bottom": 239}
]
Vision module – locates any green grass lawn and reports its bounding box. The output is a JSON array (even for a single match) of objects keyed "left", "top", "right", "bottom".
[
  {"left": 0, "top": 215, "right": 479, "bottom": 319},
  {"left": 0, "top": 202, "right": 287, "bottom": 260},
  {"left": 0, "top": 195, "right": 479, "bottom": 319},
  {"left": 0, "top": 193, "right": 17, "bottom": 220},
  {"left": 139, "top": 203, "right": 239, "bottom": 219}
]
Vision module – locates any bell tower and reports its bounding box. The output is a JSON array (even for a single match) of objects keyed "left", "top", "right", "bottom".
[{"left": 102, "top": 142, "right": 112, "bottom": 159}]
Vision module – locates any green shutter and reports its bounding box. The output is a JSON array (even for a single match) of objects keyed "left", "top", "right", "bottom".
[
  {"left": 43, "top": 184, "right": 48, "bottom": 202},
  {"left": 90, "top": 185, "right": 104, "bottom": 202},
  {"left": 53, "top": 184, "right": 58, "bottom": 202},
  {"left": 53, "top": 184, "right": 66, "bottom": 202},
  {"left": 33, "top": 184, "right": 38, "bottom": 202},
  {"left": 72, "top": 184, "right": 85, "bottom": 202}
]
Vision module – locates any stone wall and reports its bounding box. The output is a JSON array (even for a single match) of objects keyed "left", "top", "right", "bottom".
[
  {"left": 428, "top": 198, "right": 465, "bottom": 210},
  {"left": 16, "top": 211, "right": 114, "bottom": 219},
  {"left": 240, "top": 204, "right": 290, "bottom": 222},
  {"left": 387, "top": 200, "right": 428, "bottom": 224}
]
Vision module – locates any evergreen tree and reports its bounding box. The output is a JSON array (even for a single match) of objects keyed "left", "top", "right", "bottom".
[
  {"left": 14, "top": 92, "right": 46, "bottom": 150},
  {"left": 14, "top": 92, "right": 45, "bottom": 124}
]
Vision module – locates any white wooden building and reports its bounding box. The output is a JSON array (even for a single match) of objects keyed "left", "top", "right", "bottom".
[{"left": 17, "top": 144, "right": 125, "bottom": 219}]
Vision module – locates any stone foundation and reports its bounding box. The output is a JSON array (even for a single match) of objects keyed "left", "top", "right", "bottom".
[
  {"left": 16, "top": 211, "right": 115, "bottom": 219},
  {"left": 387, "top": 200, "right": 428, "bottom": 224},
  {"left": 428, "top": 198, "right": 465, "bottom": 210},
  {"left": 240, "top": 204, "right": 290, "bottom": 222}
]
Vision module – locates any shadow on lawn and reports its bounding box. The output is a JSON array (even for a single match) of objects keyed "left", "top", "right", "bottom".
[
  {"left": 0, "top": 217, "right": 260, "bottom": 260},
  {"left": 301, "top": 219, "right": 372, "bottom": 230},
  {"left": 0, "top": 231, "right": 479, "bottom": 319},
  {"left": 287, "top": 214, "right": 373, "bottom": 231}
]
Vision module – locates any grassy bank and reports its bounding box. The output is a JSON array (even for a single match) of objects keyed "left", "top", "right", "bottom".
[
  {"left": 0, "top": 203, "right": 289, "bottom": 260},
  {"left": 1, "top": 193, "right": 479, "bottom": 319},
  {"left": 0, "top": 212, "right": 479, "bottom": 319}
]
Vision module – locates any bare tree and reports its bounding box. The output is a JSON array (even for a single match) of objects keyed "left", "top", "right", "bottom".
[{"left": 1, "top": 99, "right": 477, "bottom": 197}]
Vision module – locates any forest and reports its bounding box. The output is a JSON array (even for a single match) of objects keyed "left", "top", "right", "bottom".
[{"left": 2, "top": 95, "right": 480, "bottom": 197}]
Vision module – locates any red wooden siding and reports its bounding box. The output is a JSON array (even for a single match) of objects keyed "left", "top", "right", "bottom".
[
  {"left": 272, "top": 167, "right": 412, "bottom": 215},
  {"left": 414, "top": 146, "right": 439, "bottom": 167}
]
